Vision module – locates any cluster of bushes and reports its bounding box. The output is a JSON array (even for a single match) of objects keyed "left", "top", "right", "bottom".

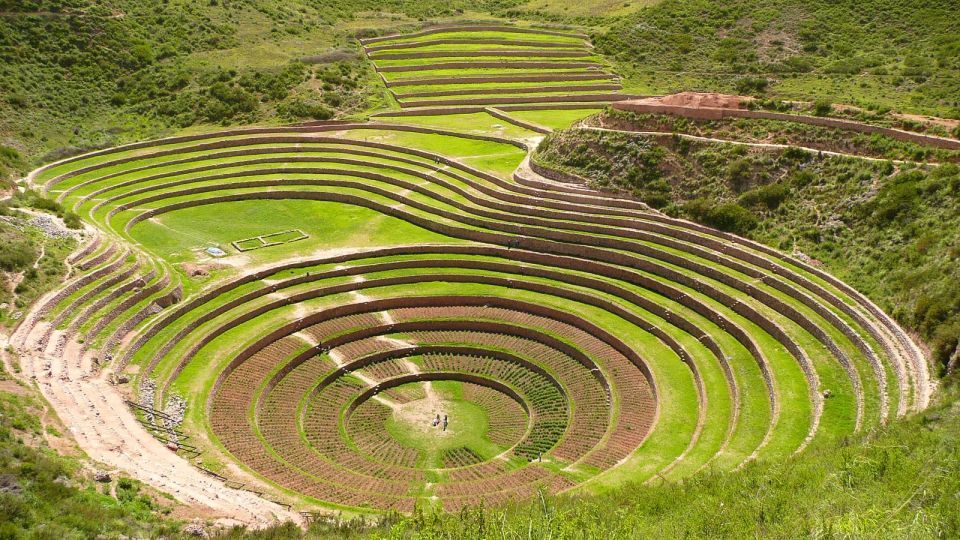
[
  {"left": 116, "top": 60, "right": 340, "bottom": 126},
  {"left": 277, "top": 100, "right": 333, "bottom": 121},
  {"left": 0, "top": 190, "right": 79, "bottom": 316},
  {"left": 682, "top": 199, "right": 759, "bottom": 234},
  {"left": 276, "top": 62, "right": 367, "bottom": 122},
  {"left": 853, "top": 165, "right": 960, "bottom": 367},
  {"left": 0, "top": 239, "right": 68, "bottom": 319},
  {"left": 0, "top": 228, "right": 37, "bottom": 273},
  {"left": 739, "top": 182, "right": 790, "bottom": 210},
  {"left": 3, "top": 189, "right": 81, "bottom": 229},
  {"left": 0, "top": 146, "right": 24, "bottom": 190},
  {"left": 534, "top": 130, "right": 668, "bottom": 204}
]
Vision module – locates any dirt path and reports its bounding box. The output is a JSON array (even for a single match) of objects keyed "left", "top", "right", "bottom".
[{"left": 2, "top": 321, "right": 300, "bottom": 528}]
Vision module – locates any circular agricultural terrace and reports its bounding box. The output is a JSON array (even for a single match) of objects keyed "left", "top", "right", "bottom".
[{"left": 12, "top": 25, "right": 930, "bottom": 518}]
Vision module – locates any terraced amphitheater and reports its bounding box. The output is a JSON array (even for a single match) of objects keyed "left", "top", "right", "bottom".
[
  {"left": 7, "top": 23, "right": 935, "bottom": 523},
  {"left": 365, "top": 26, "right": 627, "bottom": 123}
]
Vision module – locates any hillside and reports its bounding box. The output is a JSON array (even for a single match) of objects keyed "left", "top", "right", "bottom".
[
  {"left": 595, "top": 0, "right": 960, "bottom": 117},
  {"left": 0, "top": 1, "right": 958, "bottom": 539}
]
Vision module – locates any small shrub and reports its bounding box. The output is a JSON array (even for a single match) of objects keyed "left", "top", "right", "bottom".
[
  {"left": 739, "top": 182, "right": 790, "bottom": 210},
  {"left": 277, "top": 99, "right": 333, "bottom": 121},
  {"left": 682, "top": 199, "right": 759, "bottom": 235},
  {"left": 870, "top": 170, "right": 924, "bottom": 224},
  {"left": 789, "top": 169, "right": 816, "bottom": 188},
  {"left": 725, "top": 158, "right": 753, "bottom": 192},
  {"left": 813, "top": 100, "right": 833, "bottom": 117},
  {"left": 735, "top": 77, "right": 769, "bottom": 95},
  {"left": 62, "top": 213, "right": 81, "bottom": 230},
  {"left": 0, "top": 238, "right": 37, "bottom": 272}
]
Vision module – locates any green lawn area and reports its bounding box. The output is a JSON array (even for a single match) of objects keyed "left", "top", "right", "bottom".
[
  {"left": 128, "top": 199, "right": 463, "bottom": 267},
  {"left": 373, "top": 57, "right": 604, "bottom": 68},
  {"left": 377, "top": 112, "right": 539, "bottom": 140},
  {"left": 340, "top": 129, "right": 528, "bottom": 177},
  {"left": 383, "top": 381, "right": 507, "bottom": 469},
  {"left": 399, "top": 93, "right": 615, "bottom": 106},
  {"left": 503, "top": 108, "right": 604, "bottom": 130}
]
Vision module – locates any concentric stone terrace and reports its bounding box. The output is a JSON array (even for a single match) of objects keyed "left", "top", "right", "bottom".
[
  {"left": 16, "top": 115, "right": 928, "bottom": 513},
  {"left": 362, "top": 25, "right": 627, "bottom": 115}
]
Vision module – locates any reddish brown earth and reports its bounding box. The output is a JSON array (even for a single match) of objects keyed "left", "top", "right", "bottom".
[{"left": 648, "top": 92, "right": 753, "bottom": 109}]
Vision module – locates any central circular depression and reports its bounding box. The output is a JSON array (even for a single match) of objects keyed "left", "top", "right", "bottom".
[{"left": 346, "top": 380, "right": 530, "bottom": 470}]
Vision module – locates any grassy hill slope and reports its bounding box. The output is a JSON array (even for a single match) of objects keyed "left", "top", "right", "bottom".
[{"left": 595, "top": 0, "right": 960, "bottom": 117}]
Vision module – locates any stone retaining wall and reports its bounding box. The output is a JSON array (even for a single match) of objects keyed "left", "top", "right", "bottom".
[
  {"left": 42, "top": 123, "right": 527, "bottom": 190},
  {"left": 373, "top": 103, "right": 605, "bottom": 117},
  {"left": 208, "top": 294, "right": 653, "bottom": 410},
  {"left": 94, "top": 135, "right": 878, "bottom": 401},
  {"left": 396, "top": 83, "right": 621, "bottom": 99},
  {"left": 103, "top": 281, "right": 180, "bottom": 355},
  {"left": 67, "top": 234, "right": 101, "bottom": 265},
  {"left": 529, "top": 159, "right": 586, "bottom": 184},
  {"left": 77, "top": 241, "right": 118, "bottom": 271},
  {"left": 51, "top": 258, "right": 141, "bottom": 330},
  {"left": 359, "top": 25, "right": 588, "bottom": 46},
  {"left": 85, "top": 269, "right": 156, "bottom": 340},
  {"left": 400, "top": 93, "right": 620, "bottom": 108},
  {"left": 386, "top": 73, "right": 614, "bottom": 87},
  {"left": 377, "top": 61, "right": 601, "bottom": 73},
  {"left": 128, "top": 191, "right": 807, "bottom": 413}
]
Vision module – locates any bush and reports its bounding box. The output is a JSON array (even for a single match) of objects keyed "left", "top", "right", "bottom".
[
  {"left": 682, "top": 199, "right": 759, "bottom": 235},
  {"left": 781, "top": 147, "right": 811, "bottom": 162},
  {"left": 705, "top": 203, "right": 759, "bottom": 234},
  {"left": 735, "top": 77, "right": 768, "bottom": 95},
  {"left": 0, "top": 237, "right": 37, "bottom": 272},
  {"left": 725, "top": 158, "right": 753, "bottom": 192},
  {"left": 62, "top": 213, "right": 81, "bottom": 230},
  {"left": 789, "top": 169, "right": 815, "bottom": 188},
  {"left": 813, "top": 100, "right": 833, "bottom": 117},
  {"left": 277, "top": 99, "right": 333, "bottom": 121},
  {"left": 739, "top": 182, "right": 790, "bottom": 210},
  {"left": 870, "top": 170, "right": 924, "bottom": 224}
]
